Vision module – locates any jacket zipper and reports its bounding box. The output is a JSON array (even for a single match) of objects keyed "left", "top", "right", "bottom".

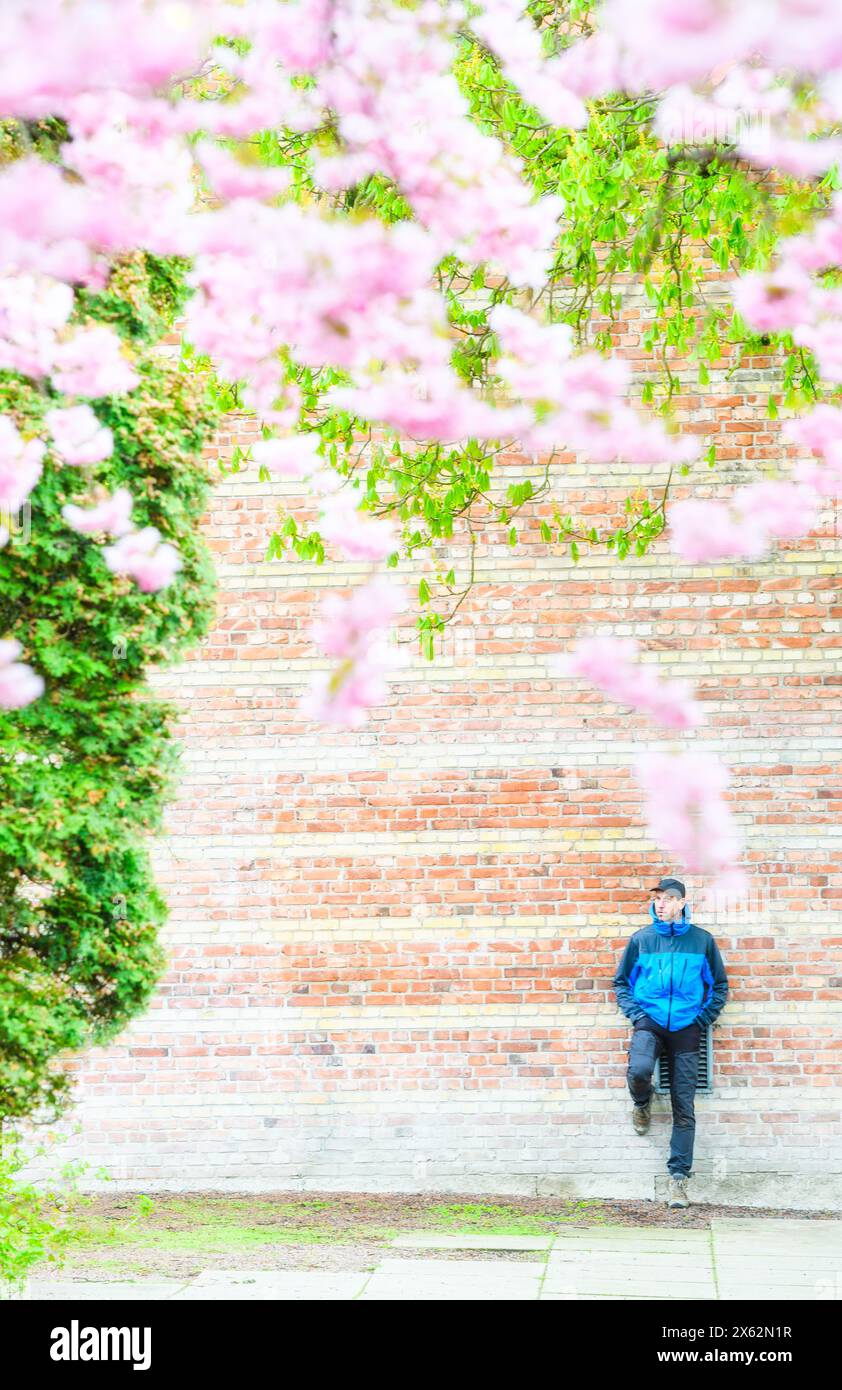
[
  {"left": 669, "top": 952, "right": 690, "bottom": 1030},
  {"left": 658, "top": 921, "right": 689, "bottom": 1030}
]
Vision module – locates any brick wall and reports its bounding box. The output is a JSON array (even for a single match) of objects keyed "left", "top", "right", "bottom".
[{"left": 26, "top": 354, "right": 842, "bottom": 1208}]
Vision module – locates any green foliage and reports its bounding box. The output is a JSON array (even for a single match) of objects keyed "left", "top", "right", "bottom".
[
  {"left": 78, "top": 252, "right": 194, "bottom": 346},
  {"left": 0, "top": 1126, "right": 101, "bottom": 1293},
  {"left": 0, "top": 253, "right": 218, "bottom": 1124}
]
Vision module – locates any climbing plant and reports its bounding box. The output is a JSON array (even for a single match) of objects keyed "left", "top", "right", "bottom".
[{"left": 0, "top": 240, "right": 218, "bottom": 1124}]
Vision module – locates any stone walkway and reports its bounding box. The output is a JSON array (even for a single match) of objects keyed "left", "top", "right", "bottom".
[{"left": 24, "top": 1219, "right": 842, "bottom": 1301}]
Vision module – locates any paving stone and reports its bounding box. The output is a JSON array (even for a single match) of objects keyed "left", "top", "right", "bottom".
[
  {"left": 27, "top": 1281, "right": 186, "bottom": 1301},
  {"left": 716, "top": 1234, "right": 839, "bottom": 1245},
  {"left": 360, "top": 1255, "right": 543, "bottom": 1300},
  {"left": 714, "top": 1245, "right": 841, "bottom": 1260},
  {"left": 551, "top": 1252, "right": 707, "bottom": 1264},
  {"left": 712, "top": 1219, "right": 842, "bottom": 1234},
  {"left": 561, "top": 1234, "right": 711, "bottom": 1245},
  {"left": 361, "top": 1282, "right": 537, "bottom": 1301},
  {"left": 555, "top": 1225, "right": 708, "bottom": 1240},
  {"left": 544, "top": 1278, "right": 715, "bottom": 1298},
  {"left": 555, "top": 1251, "right": 711, "bottom": 1262},
  {"left": 718, "top": 1286, "right": 834, "bottom": 1301},
  {"left": 715, "top": 1258, "right": 841, "bottom": 1273},
  {"left": 717, "top": 1272, "right": 836, "bottom": 1290},
  {"left": 373, "top": 1257, "right": 544, "bottom": 1278},
  {"left": 172, "top": 1270, "right": 367, "bottom": 1300},
  {"left": 553, "top": 1231, "right": 708, "bottom": 1242},
  {"left": 712, "top": 1224, "right": 842, "bottom": 1300},
  {"left": 541, "top": 1293, "right": 652, "bottom": 1301},
  {"left": 546, "top": 1230, "right": 717, "bottom": 1300},
  {"left": 550, "top": 1248, "right": 707, "bottom": 1261},
  {"left": 391, "top": 1233, "right": 552, "bottom": 1251},
  {"left": 714, "top": 1238, "right": 841, "bottom": 1252}
]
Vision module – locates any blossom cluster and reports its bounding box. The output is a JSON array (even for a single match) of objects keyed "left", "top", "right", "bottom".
[
  {"left": 551, "top": 635, "right": 704, "bottom": 731},
  {"left": 0, "top": 266, "right": 180, "bottom": 700},
  {"left": 552, "top": 634, "right": 742, "bottom": 889}
]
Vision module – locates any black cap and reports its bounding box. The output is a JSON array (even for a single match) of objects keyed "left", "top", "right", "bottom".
[{"left": 649, "top": 876, "right": 686, "bottom": 898}]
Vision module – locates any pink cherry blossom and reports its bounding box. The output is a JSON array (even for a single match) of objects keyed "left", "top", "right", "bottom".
[
  {"left": 234, "top": 0, "right": 334, "bottom": 73},
  {"left": 251, "top": 434, "right": 321, "bottom": 479},
  {"left": 668, "top": 497, "right": 768, "bottom": 563},
  {"left": 489, "top": 304, "right": 573, "bottom": 362},
  {"left": 490, "top": 303, "right": 574, "bottom": 400},
  {"left": 195, "top": 142, "right": 292, "bottom": 202},
  {"left": 792, "top": 320, "right": 842, "bottom": 382},
  {"left": 734, "top": 479, "right": 819, "bottom": 540},
  {"left": 783, "top": 403, "right": 842, "bottom": 457},
  {"left": 472, "top": 0, "right": 588, "bottom": 130},
  {"left": 711, "top": 65, "right": 791, "bottom": 117},
  {"left": 786, "top": 405, "right": 842, "bottom": 494},
  {"left": 635, "top": 748, "right": 744, "bottom": 888},
  {"left": 306, "top": 466, "right": 345, "bottom": 499},
  {"left": 0, "top": 158, "right": 104, "bottom": 284},
  {"left": 309, "top": 0, "right": 567, "bottom": 287},
  {"left": 793, "top": 454, "right": 842, "bottom": 496},
  {"left": 0, "top": 415, "right": 45, "bottom": 513},
  {"left": 184, "top": 206, "right": 444, "bottom": 403},
  {"left": 60, "top": 123, "right": 195, "bottom": 249},
  {"left": 669, "top": 474, "right": 822, "bottom": 563},
  {"left": 551, "top": 635, "right": 704, "bottom": 731},
  {"left": 301, "top": 576, "right": 410, "bottom": 726},
  {"left": 780, "top": 209, "right": 842, "bottom": 273},
  {"left": 738, "top": 131, "right": 842, "bottom": 179},
  {"left": 653, "top": 86, "right": 732, "bottom": 147},
  {"left": 102, "top": 526, "right": 181, "bottom": 591},
  {"left": 310, "top": 150, "right": 380, "bottom": 192},
  {"left": 560, "top": 352, "right": 631, "bottom": 401},
  {"left": 318, "top": 490, "right": 399, "bottom": 563},
  {"left": 51, "top": 325, "right": 139, "bottom": 397},
  {"left": 599, "top": 0, "right": 759, "bottom": 89},
  {"left": 298, "top": 640, "right": 407, "bottom": 728},
  {"left": 732, "top": 263, "right": 814, "bottom": 334},
  {"left": 45, "top": 404, "right": 113, "bottom": 465},
  {"left": 758, "top": 0, "right": 842, "bottom": 76},
  {"left": 0, "top": 0, "right": 218, "bottom": 119},
  {"left": 0, "top": 637, "right": 44, "bottom": 710},
  {"left": 552, "top": 31, "right": 622, "bottom": 99},
  {"left": 0, "top": 273, "right": 73, "bottom": 378},
  {"left": 326, "top": 370, "right": 530, "bottom": 445},
  {"left": 62, "top": 487, "right": 133, "bottom": 537},
  {"left": 309, "top": 577, "right": 409, "bottom": 661}
]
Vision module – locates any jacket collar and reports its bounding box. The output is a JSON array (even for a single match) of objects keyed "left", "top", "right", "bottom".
[{"left": 650, "top": 902, "right": 692, "bottom": 936}]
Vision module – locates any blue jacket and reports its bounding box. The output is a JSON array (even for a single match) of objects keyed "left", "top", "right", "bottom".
[{"left": 613, "top": 904, "right": 729, "bottom": 1032}]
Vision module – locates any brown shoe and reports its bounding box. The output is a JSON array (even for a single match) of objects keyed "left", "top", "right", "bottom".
[
  {"left": 632, "top": 1101, "right": 651, "bottom": 1135},
  {"left": 666, "top": 1176, "right": 690, "bottom": 1208}
]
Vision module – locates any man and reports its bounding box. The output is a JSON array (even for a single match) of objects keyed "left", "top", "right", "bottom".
[{"left": 612, "top": 876, "right": 729, "bottom": 1209}]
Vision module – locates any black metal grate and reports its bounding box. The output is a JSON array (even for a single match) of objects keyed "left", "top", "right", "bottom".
[{"left": 653, "top": 1024, "right": 713, "bottom": 1094}]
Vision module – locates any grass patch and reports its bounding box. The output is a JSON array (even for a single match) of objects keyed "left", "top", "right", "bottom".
[
  {"left": 426, "top": 1200, "right": 608, "bottom": 1235},
  {"left": 63, "top": 1194, "right": 609, "bottom": 1254},
  {"left": 66, "top": 1217, "right": 400, "bottom": 1253}
]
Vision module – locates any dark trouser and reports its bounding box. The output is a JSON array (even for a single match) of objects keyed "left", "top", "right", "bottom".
[{"left": 626, "top": 1016, "right": 702, "bottom": 1179}]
